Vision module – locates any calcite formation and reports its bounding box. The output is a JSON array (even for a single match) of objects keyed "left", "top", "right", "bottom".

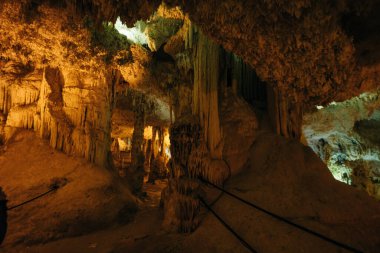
[
  {"left": 162, "top": 20, "right": 264, "bottom": 232},
  {"left": 148, "top": 126, "right": 168, "bottom": 183},
  {"left": 162, "top": 116, "right": 202, "bottom": 232},
  {"left": 0, "top": 0, "right": 379, "bottom": 245},
  {"left": 0, "top": 2, "right": 125, "bottom": 167}
]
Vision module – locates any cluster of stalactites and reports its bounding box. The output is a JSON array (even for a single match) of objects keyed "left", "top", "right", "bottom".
[
  {"left": 147, "top": 126, "right": 168, "bottom": 183},
  {"left": 37, "top": 67, "right": 112, "bottom": 166},
  {"left": 0, "top": 64, "right": 115, "bottom": 167},
  {"left": 118, "top": 88, "right": 156, "bottom": 116}
]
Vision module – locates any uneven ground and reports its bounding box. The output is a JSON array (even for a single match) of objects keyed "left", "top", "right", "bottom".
[
  {"left": 0, "top": 130, "right": 137, "bottom": 252},
  {"left": 1, "top": 124, "right": 380, "bottom": 253}
]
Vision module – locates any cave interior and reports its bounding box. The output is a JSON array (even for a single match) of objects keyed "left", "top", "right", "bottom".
[{"left": 0, "top": 0, "right": 380, "bottom": 252}]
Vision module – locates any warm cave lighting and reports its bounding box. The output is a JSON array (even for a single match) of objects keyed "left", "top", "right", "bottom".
[
  {"left": 117, "top": 138, "right": 129, "bottom": 151},
  {"left": 2, "top": 1, "right": 380, "bottom": 252},
  {"left": 115, "top": 17, "right": 147, "bottom": 44}
]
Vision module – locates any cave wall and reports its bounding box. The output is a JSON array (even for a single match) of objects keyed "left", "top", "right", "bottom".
[
  {"left": 0, "top": 2, "right": 119, "bottom": 167},
  {"left": 303, "top": 90, "right": 380, "bottom": 198}
]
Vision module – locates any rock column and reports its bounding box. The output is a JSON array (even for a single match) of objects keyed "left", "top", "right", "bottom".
[
  {"left": 161, "top": 116, "right": 201, "bottom": 232},
  {"left": 129, "top": 106, "right": 146, "bottom": 194}
]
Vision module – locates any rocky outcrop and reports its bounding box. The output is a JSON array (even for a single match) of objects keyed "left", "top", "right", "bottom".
[
  {"left": 0, "top": 2, "right": 118, "bottom": 167},
  {"left": 303, "top": 90, "right": 380, "bottom": 198},
  {"left": 145, "top": 8, "right": 183, "bottom": 51}
]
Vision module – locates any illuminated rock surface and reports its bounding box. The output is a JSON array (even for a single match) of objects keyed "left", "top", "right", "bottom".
[
  {"left": 303, "top": 91, "right": 380, "bottom": 198},
  {"left": 0, "top": 0, "right": 379, "bottom": 252}
]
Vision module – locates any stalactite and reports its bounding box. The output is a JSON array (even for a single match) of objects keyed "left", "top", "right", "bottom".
[
  {"left": 6, "top": 104, "right": 36, "bottom": 129},
  {"left": 0, "top": 69, "right": 40, "bottom": 115},
  {"left": 192, "top": 30, "right": 223, "bottom": 159},
  {"left": 271, "top": 88, "right": 303, "bottom": 140},
  {"left": 148, "top": 126, "right": 168, "bottom": 183},
  {"left": 0, "top": 65, "right": 116, "bottom": 167}
]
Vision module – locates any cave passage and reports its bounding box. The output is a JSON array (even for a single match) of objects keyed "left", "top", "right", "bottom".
[{"left": 0, "top": 1, "right": 380, "bottom": 253}]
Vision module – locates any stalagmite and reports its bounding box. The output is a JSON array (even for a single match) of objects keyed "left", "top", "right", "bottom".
[
  {"left": 129, "top": 104, "right": 146, "bottom": 194},
  {"left": 148, "top": 126, "right": 158, "bottom": 183},
  {"left": 145, "top": 139, "right": 153, "bottom": 169},
  {"left": 162, "top": 116, "right": 201, "bottom": 232}
]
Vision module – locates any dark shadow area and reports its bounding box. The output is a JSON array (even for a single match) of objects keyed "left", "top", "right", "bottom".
[{"left": 342, "top": 0, "right": 380, "bottom": 65}]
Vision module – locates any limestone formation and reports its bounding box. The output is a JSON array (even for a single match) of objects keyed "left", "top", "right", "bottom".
[
  {"left": 162, "top": 116, "right": 201, "bottom": 232},
  {"left": 303, "top": 90, "right": 380, "bottom": 198},
  {"left": 0, "top": 1, "right": 380, "bottom": 251}
]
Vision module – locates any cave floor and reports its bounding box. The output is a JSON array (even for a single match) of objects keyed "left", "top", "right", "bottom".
[
  {"left": 22, "top": 180, "right": 171, "bottom": 253},
  {"left": 1, "top": 130, "right": 380, "bottom": 253}
]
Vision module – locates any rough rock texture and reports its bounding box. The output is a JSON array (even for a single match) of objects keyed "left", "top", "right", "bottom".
[
  {"left": 221, "top": 94, "right": 259, "bottom": 176},
  {"left": 0, "top": 2, "right": 120, "bottom": 166},
  {"left": 20, "top": 0, "right": 378, "bottom": 115},
  {"left": 13, "top": 0, "right": 160, "bottom": 27},
  {"left": 144, "top": 6, "right": 184, "bottom": 51},
  {"left": 1, "top": 1, "right": 380, "bottom": 251},
  {"left": 166, "top": 0, "right": 380, "bottom": 108},
  {"left": 162, "top": 116, "right": 201, "bottom": 233},
  {"left": 303, "top": 90, "right": 380, "bottom": 198},
  {"left": 184, "top": 129, "right": 380, "bottom": 253},
  {"left": 160, "top": 19, "right": 264, "bottom": 231}
]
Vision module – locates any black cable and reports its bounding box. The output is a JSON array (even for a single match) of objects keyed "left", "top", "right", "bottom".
[
  {"left": 7, "top": 185, "right": 59, "bottom": 211},
  {"left": 199, "top": 196, "right": 258, "bottom": 253},
  {"left": 201, "top": 179, "right": 363, "bottom": 253}
]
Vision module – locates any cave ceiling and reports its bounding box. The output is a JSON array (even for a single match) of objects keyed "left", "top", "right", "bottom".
[{"left": 1, "top": 0, "right": 380, "bottom": 108}]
